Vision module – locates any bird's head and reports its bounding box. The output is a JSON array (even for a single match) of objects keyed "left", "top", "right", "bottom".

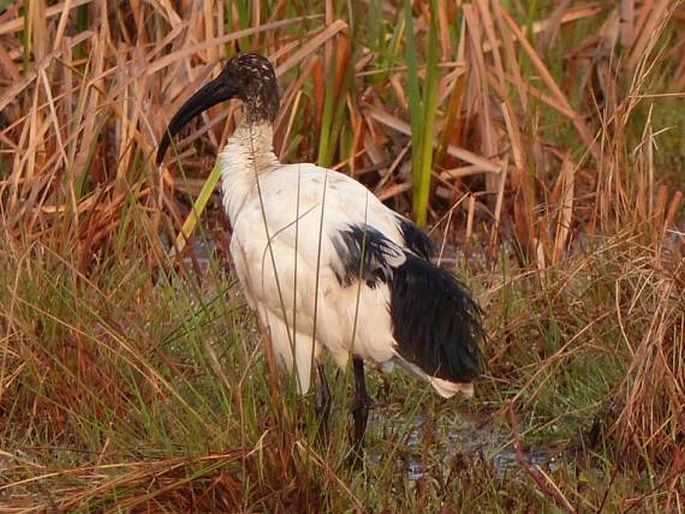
[{"left": 156, "top": 52, "right": 279, "bottom": 166}]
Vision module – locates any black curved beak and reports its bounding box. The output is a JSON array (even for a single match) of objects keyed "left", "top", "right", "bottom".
[{"left": 156, "top": 71, "right": 235, "bottom": 166}]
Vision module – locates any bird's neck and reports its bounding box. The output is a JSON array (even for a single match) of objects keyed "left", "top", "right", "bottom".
[{"left": 218, "top": 122, "right": 279, "bottom": 223}]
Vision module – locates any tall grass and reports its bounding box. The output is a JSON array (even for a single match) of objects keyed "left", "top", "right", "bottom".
[
  {"left": 1, "top": 0, "right": 684, "bottom": 511},
  {"left": 403, "top": 0, "right": 440, "bottom": 227}
]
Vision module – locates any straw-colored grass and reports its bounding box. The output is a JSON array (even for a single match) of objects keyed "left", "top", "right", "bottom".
[{"left": 1, "top": 1, "right": 684, "bottom": 511}]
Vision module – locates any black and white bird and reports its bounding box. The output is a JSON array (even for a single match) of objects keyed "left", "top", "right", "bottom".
[{"left": 156, "top": 52, "right": 485, "bottom": 449}]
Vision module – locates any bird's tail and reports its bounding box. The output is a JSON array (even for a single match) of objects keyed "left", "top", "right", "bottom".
[{"left": 389, "top": 254, "right": 486, "bottom": 388}]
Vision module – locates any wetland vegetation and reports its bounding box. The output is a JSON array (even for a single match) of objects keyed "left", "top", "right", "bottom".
[{"left": 1, "top": 1, "right": 683, "bottom": 511}]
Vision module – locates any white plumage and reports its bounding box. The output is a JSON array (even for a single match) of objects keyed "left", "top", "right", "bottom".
[
  {"left": 221, "top": 123, "right": 469, "bottom": 398},
  {"left": 157, "top": 52, "right": 485, "bottom": 449}
]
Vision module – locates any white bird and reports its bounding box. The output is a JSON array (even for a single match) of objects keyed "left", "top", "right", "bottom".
[{"left": 156, "top": 52, "right": 485, "bottom": 450}]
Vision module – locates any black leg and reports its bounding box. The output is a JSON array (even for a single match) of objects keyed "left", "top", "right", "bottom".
[
  {"left": 351, "top": 357, "right": 371, "bottom": 454},
  {"left": 314, "top": 362, "right": 331, "bottom": 446}
]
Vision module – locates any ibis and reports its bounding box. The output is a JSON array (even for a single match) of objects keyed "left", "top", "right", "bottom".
[{"left": 156, "top": 52, "right": 485, "bottom": 450}]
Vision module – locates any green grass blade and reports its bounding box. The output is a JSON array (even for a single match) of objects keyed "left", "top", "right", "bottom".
[
  {"left": 404, "top": 0, "right": 423, "bottom": 164},
  {"left": 171, "top": 160, "right": 222, "bottom": 256},
  {"left": 413, "top": 0, "right": 440, "bottom": 227},
  {"left": 317, "top": 52, "right": 338, "bottom": 168},
  {"left": 404, "top": 0, "right": 439, "bottom": 226}
]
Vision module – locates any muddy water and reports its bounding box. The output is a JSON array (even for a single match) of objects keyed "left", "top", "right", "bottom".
[{"left": 368, "top": 406, "right": 561, "bottom": 481}]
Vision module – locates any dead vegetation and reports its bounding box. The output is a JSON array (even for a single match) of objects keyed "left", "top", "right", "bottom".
[{"left": 1, "top": 0, "right": 684, "bottom": 511}]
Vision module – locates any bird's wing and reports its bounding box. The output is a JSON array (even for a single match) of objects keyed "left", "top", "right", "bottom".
[
  {"left": 228, "top": 164, "right": 407, "bottom": 367},
  {"left": 258, "top": 163, "right": 416, "bottom": 279}
]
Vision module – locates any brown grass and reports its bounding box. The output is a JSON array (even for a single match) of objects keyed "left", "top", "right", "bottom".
[{"left": 1, "top": 0, "right": 684, "bottom": 511}]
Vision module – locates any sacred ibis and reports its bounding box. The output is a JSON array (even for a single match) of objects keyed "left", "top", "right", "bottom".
[{"left": 156, "top": 52, "right": 485, "bottom": 450}]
